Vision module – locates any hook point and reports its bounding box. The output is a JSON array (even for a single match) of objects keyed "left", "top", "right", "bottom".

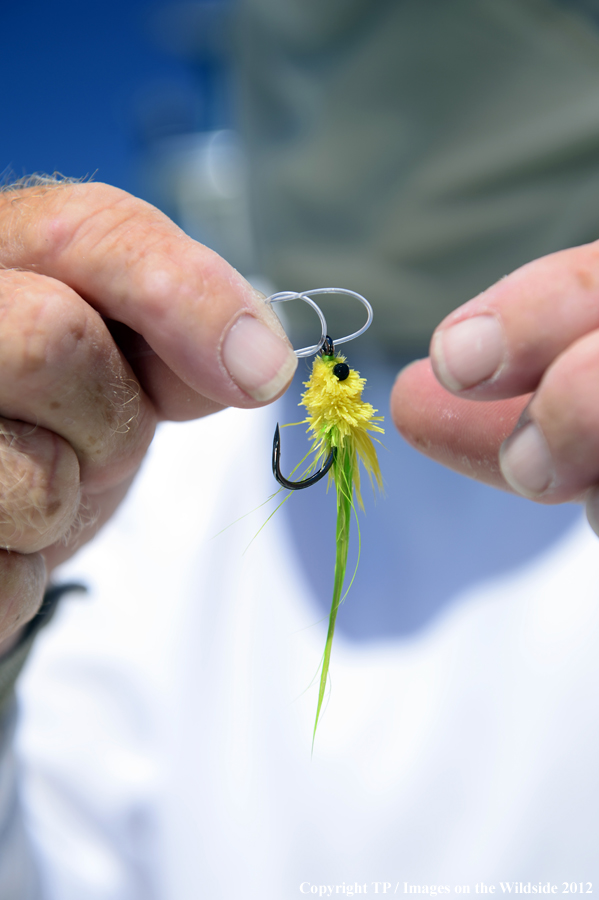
[{"left": 272, "top": 423, "right": 336, "bottom": 490}]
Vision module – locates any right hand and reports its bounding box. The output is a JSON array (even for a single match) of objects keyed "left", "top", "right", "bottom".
[{"left": 391, "top": 240, "right": 599, "bottom": 533}]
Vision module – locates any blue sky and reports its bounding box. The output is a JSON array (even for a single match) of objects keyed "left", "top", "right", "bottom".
[{"left": 1, "top": 0, "right": 202, "bottom": 197}]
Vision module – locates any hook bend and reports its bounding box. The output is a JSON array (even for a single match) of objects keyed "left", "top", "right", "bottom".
[{"left": 272, "top": 424, "right": 336, "bottom": 490}]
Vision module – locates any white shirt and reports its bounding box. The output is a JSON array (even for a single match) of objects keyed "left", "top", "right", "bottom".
[{"left": 14, "top": 403, "right": 599, "bottom": 899}]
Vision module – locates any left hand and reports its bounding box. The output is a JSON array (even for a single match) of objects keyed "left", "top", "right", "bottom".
[{"left": 0, "top": 180, "right": 297, "bottom": 651}]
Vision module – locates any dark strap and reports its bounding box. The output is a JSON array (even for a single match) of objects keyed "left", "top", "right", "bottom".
[{"left": 0, "top": 583, "right": 87, "bottom": 717}]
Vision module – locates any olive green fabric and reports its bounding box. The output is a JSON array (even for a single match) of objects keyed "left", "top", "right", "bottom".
[{"left": 236, "top": 0, "right": 599, "bottom": 352}]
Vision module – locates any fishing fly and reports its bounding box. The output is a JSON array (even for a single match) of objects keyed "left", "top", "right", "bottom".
[{"left": 267, "top": 288, "right": 384, "bottom": 742}]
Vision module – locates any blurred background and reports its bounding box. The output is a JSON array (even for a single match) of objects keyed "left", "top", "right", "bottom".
[
  {"left": 7, "top": 8, "right": 599, "bottom": 895},
  {"left": 1, "top": 0, "right": 250, "bottom": 270},
  {"left": 3, "top": 0, "right": 596, "bottom": 639}
]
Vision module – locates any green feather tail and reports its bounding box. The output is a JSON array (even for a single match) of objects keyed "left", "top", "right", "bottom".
[{"left": 312, "top": 441, "right": 354, "bottom": 747}]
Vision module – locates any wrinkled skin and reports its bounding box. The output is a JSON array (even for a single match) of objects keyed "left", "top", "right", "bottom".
[{"left": 0, "top": 181, "right": 297, "bottom": 651}]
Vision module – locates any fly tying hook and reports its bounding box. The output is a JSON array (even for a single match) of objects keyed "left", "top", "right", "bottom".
[
  {"left": 267, "top": 288, "right": 373, "bottom": 493},
  {"left": 272, "top": 423, "right": 336, "bottom": 490},
  {"left": 271, "top": 336, "right": 340, "bottom": 490}
]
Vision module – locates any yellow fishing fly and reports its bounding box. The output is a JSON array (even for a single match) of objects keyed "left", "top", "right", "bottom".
[{"left": 273, "top": 333, "right": 384, "bottom": 741}]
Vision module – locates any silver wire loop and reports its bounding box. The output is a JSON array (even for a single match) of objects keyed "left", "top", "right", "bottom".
[{"left": 266, "top": 287, "right": 373, "bottom": 357}]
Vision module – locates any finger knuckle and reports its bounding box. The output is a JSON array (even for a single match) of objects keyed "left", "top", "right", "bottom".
[{"left": 0, "top": 423, "right": 79, "bottom": 552}]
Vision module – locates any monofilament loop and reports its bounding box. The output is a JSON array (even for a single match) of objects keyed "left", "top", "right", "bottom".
[
  {"left": 301, "top": 288, "right": 373, "bottom": 348},
  {"left": 266, "top": 291, "right": 328, "bottom": 357},
  {"left": 266, "top": 288, "right": 373, "bottom": 357}
]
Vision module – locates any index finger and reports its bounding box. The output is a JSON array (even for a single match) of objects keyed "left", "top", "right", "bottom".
[{"left": 0, "top": 182, "right": 297, "bottom": 408}]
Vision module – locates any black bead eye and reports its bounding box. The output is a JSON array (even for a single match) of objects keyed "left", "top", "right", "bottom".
[{"left": 333, "top": 362, "right": 350, "bottom": 381}]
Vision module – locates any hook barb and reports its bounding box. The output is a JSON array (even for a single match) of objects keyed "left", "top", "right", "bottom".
[{"left": 272, "top": 424, "right": 336, "bottom": 490}]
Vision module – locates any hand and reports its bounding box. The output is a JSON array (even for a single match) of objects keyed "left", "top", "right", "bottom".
[
  {"left": 391, "top": 241, "right": 599, "bottom": 534},
  {"left": 0, "top": 180, "right": 297, "bottom": 646}
]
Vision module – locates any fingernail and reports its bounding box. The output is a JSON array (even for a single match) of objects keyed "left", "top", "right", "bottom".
[
  {"left": 432, "top": 315, "right": 504, "bottom": 391},
  {"left": 223, "top": 314, "right": 297, "bottom": 402},
  {"left": 499, "top": 421, "right": 554, "bottom": 497}
]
